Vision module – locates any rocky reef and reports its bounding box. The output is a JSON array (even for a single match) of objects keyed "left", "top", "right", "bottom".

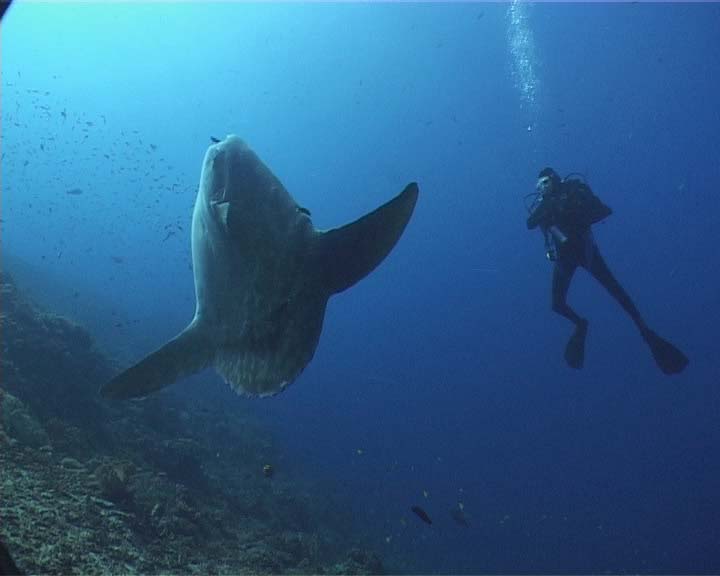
[{"left": 0, "top": 271, "right": 384, "bottom": 574}]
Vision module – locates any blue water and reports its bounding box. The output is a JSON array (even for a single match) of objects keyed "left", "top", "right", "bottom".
[{"left": 3, "top": 2, "right": 720, "bottom": 573}]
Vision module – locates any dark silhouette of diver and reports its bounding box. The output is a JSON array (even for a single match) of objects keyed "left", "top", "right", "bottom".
[{"left": 526, "top": 167, "right": 688, "bottom": 374}]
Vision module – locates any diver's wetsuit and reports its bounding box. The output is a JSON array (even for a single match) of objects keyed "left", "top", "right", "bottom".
[
  {"left": 550, "top": 224, "right": 647, "bottom": 337},
  {"left": 526, "top": 179, "right": 634, "bottom": 328},
  {"left": 527, "top": 176, "right": 688, "bottom": 374}
]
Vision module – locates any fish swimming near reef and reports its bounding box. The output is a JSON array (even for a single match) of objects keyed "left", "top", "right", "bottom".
[{"left": 101, "top": 135, "right": 418, "bottom": 399}]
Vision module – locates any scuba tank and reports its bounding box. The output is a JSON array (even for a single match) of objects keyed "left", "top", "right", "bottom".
[{"left": 526, "top": 170, "right": 609, "bottom": 261}]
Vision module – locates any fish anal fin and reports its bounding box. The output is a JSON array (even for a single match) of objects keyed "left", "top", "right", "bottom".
[{"left": 100, "top": 321, "right": 212, "bottom": 399}]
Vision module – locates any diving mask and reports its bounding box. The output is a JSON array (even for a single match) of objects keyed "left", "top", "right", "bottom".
[{"left": 536, "top": 175, "right": 554, "bottom": 196}]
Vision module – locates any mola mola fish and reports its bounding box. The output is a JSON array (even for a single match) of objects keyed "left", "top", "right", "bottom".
[{"left": 101, "top": 135, "right": 418, "bottom": 399}]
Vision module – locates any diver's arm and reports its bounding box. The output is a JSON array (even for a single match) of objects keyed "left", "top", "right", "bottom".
[{"left": 527, "top": 197, "right": 551, "bottom": 230}]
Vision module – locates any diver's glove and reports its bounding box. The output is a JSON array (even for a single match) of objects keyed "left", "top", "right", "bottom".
[{"left": 527, "top": 196, "right": 554, "bottom": 230}]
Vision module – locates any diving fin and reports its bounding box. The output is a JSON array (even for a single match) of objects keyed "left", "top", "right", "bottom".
[
  {"left": 564, "top": 319, "right": 589, "bottom": 369},
  {"left": 100, "top": 320, "right": 213, "bottom": 400},
  {"left": 643, "top": 329, "right": 689, "bottom": 375}
]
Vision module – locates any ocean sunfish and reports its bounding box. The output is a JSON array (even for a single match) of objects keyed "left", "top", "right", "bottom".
[{"left": 101, "top": 135, "right": 418, "bottom": 399}]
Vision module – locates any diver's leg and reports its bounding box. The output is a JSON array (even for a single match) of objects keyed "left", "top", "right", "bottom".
[
  {"left": 585, "top": 248, "right": 648, "bottom": 333},
  {"left": 552, "top": 260, "right": 583, "bottom": 325},
  {"left": 586, "top": 247, "right": 688, "bottom": 374},
  {"left": 552, "top": 260, "right": 588, "bottom": 369}
]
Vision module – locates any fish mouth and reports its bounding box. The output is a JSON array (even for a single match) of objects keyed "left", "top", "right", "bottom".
[{"left": 204, "top": 135, "right": 255, "bottom": 207}]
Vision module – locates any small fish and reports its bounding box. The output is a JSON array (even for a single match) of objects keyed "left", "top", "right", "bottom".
[
  {"left": 451, "top": 505, "right": 469, "bottom": 527},
  {"left": 66, "top": 188, "right": 83, "bottom": 195},
  {"left": 210, "top": 136, "right": 221, "bottom": 143},
  {"left": 297, "top": 206, "right": 311, "bottom": 217},
  {"left": 411, "top": 505, "right": 432, "bottom": 525},
  {"left": 111, "top": 256, "right": 124, "bottom": 264}
]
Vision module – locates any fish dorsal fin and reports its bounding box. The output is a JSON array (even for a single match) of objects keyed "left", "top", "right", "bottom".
[{"left": 314, "top": 182, "right": 418, "bottom": 295}]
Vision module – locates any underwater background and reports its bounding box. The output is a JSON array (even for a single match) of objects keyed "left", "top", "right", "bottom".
[{"left": 2, "top": 2, "right": 720, "bottom": 574}]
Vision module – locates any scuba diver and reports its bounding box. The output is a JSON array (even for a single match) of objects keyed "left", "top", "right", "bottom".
[{"left": 526, "top": 167, "right": 688, "bottom": 374}]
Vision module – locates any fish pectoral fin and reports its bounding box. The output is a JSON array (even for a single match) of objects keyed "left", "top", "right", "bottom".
[
  {"left": 100, "top": 321, "right": 212, "bottom": 400},
  {"left": 212, "top": 201, "right": 231, "bottom": 228},
  {"left": 314, "top": 182, "right": 418, "bottom": 294}
]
